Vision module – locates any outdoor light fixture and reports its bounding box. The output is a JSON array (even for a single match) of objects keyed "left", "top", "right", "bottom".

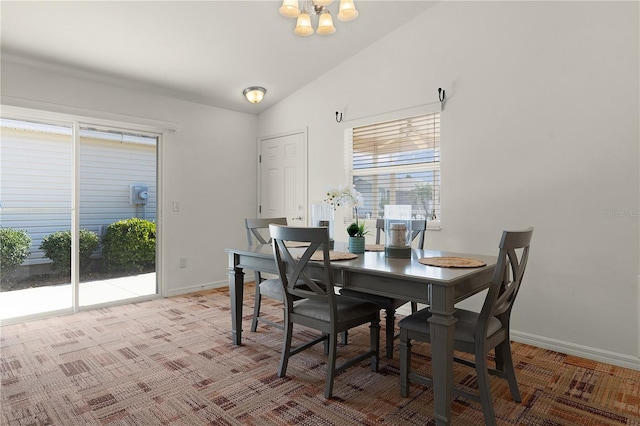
[
  {"left": 279, "top": 0, "right": 359, "bottom": 37},
  {"left": 243, "top": 86, "right": 266, "bottom": 104}
]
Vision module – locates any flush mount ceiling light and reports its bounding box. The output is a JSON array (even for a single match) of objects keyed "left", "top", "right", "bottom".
[
  {"left": 279, "top": 0, "right": 359, "bottom": 36},
  {"left": 243, "top": 86, "right": 266, "bottom": 104}
]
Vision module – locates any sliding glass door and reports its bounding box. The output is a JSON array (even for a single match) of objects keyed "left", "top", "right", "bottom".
[
  {"left": 78, "top": 125, "right": 158, "bottom": 307},
  {"left": 0, "top": 117, "right": 159, "bottom": 322}
]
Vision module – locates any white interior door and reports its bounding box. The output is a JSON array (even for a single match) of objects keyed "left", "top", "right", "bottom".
[{"left": 259, "top": 130, "right": 307, "bottom": 225}]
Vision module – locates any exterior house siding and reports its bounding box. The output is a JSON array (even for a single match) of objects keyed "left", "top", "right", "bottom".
[{"left": 1, "top": 124, "right": 156, "bottom": 265}]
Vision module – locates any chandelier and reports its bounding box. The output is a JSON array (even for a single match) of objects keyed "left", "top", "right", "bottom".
[{"left": 279, "top": 0, "right": 359, "bottom": 36}]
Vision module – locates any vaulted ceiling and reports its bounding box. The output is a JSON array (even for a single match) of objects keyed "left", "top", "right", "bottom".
[{"left": 1, "top": 1, "right": 435, "bottom": 114}]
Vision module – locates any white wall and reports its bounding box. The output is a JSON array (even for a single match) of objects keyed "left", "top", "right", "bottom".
[
  {"left": 258, "top": 1, "right": 640, "bottom": 368},
  {"left": 1, "top": 60, "right": 259, "bottom": 296}
]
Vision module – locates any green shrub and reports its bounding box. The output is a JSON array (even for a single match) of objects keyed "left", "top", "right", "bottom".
[
  {"left": 0, "top": 228, "right": 31, "bottom": 279},
  {"left": 40, "top": 229, "right": 99, "bottom": 274},
  {"left": 101, "top": 218, "right": 156, "bottom": 272}
]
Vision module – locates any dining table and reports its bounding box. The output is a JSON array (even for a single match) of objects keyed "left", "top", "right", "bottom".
[{"left": 225, "top": 242, "right": 497, "bottom": 426}]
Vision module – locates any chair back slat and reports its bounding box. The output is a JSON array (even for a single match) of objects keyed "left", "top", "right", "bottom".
[
  {"left": 375, "top": 219, "right": 385, "bottom": 244},
  {"left": 245, "top": 217, "right": 287, "bottom": 245},
  {"left": 478, "top": 227, "right": 533, "bottom": 335},
  {"left": 275, "top": 238, "right": 327, "bottom": 300},
  {"left": 410, "top": 219, "right": 427, "bottom": 249},
  {"left": 270, "top": 225, "right": 337, "bottom": 310}
]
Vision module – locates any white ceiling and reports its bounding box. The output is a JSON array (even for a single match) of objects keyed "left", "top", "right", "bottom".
[{"left": 1, "top": 1, "right": 434, "bottom": 115}]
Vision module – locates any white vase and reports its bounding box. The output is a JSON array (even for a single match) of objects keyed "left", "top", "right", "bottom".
[{"left": 311, "top": 203, "right": 335, "bottom": 242}]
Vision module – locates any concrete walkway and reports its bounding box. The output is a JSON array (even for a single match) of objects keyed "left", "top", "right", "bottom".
[{"left": 0, "top": 273, "right": 156, "bottom": 321}]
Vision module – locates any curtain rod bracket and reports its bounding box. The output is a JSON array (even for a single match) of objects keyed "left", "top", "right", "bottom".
[
  {"left": 336, "top": 111, "right": 343, "bottom": 123},
  {"left": 438, "top": 88, "right": 446, "bottom": 111}
]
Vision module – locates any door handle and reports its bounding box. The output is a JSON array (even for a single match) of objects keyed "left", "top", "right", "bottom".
[{"left": 292, "top": 216, "right": 303, "bottom": 221}]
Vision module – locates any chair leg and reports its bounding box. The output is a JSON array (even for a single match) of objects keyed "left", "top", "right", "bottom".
[
  {"left": 370, "top": 318, "right": 380, "bottom": 372},
  {"left": 251, "top": 289, "right": 261, "bottom": 332},
  {"left": 341, "top": 330, "right": 348, "bottom": 345},
  {"left": 475, "top": 350, "right": 497, "bottom": 426},
  {"left": 399, "top": 332, "right": 411, "bottom": 397},
  {"left": 385, "top": 308, "right": 395, "bottom": 359},
  {"left": 410, "top": 302, "right": 418, "bottom": 313},
  {"left": 497, "top": 341, "right": 521, "bottom": 402},
  {"left": 494, "top": 343, "right": 504, "bottom": 371},
  {"left": 277, "top": 319, "right": 293, "bottom": 378},
  {"left": 325, "top": 332, "right": 338, "bottom": 398}
]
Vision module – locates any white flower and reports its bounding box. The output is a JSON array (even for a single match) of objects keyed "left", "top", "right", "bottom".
[
  {"left": 352, "top": 191, "right": 364, "bottom": 208},
  {"left": 325, "top": 184, "right": 363, "bottom": 209},
  {"left": 324, "top": 183, "right": 367, "bottom": 236}
]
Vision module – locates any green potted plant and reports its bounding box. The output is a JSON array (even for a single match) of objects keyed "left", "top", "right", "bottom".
[
  {"left": 346, "top": 221, "right": 368, "bottom": 253},
  {"left": 325, "top": 184, "right": 368, "bottom": 253}
]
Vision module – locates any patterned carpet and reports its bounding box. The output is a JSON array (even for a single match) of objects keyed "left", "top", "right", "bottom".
[{"left": 1, "top": 286, "right": 639, "bottom": 425}]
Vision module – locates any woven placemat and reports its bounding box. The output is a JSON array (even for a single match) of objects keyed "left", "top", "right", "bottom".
[
  {"left": 285, "top": 241, "right": 310, "bottom": 248},
  {"left": 418, "top": 256, "right": 486, "bottom": 268},
  {"left": 365, "top": 244, "right": 385, "bottom": 252},
  {"left": 309, "top": 251, "right": 358, "bottom": 261}
]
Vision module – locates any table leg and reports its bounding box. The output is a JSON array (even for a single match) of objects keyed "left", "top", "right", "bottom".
[
  {"left": 428, "top": 284, "right": 457, "bottom": 426},
  {"left": 228, "top": 253, "right": 244, "bottom": 345}
]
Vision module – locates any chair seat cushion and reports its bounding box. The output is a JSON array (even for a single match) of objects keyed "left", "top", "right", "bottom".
[
  {"left": 259, "top": 278, "right": 311, "bottom": 301},
  {"left": 259, "top": 278, "right": 285, "bottom": 299},
  {"left": 340, "top": 288, "right": 409, "bottom": 310},
  {"left": 292, "top": 296, "right": 380, "bottom": 323},
  {"left": 398, "top": 307, "right": 502, "bottom": 344}
]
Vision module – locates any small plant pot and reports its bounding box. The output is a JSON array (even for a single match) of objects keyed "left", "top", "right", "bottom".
[{"left": 348, "top": 236, "right": 365, "bottom": 254}]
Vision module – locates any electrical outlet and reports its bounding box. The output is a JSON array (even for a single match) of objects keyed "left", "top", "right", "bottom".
[{"left": 179, "top": 257, "right": 187, "bottom": 268}]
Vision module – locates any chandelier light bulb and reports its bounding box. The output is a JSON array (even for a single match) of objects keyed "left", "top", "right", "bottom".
[
  {"left": 316, "top": 10, "right": 336, "bottom": 35},
  {"left": 337, "top": 0, "right": 358, "bottom": 21},
  {"left": 294, "top": 12, "right": 314, "bottom": 36},
  {"left": 279, "top": 0, "right": 300, "bottom": 18}
]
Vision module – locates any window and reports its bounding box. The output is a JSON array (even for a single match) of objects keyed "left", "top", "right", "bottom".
[{"left": 345, "top": 112, "right": 440, "bottom": 224}]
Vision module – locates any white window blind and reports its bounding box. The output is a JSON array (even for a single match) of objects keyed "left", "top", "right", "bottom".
[{"left": 346, "top": 112, "right": 440, "bottom": 222}]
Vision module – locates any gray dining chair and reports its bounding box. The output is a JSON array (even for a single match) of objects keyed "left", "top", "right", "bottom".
[
  {"left": 340, "top": 218, "right": 427, "bottom": 358},
  {"left": 245, "top": 217, "right": 288, "bottom": 332},
  {"left": 398, "top": 227, "right": 534, "bottom": 426},
  {"left": 269, "top": 224, "right": 381, "bottom": 399}
]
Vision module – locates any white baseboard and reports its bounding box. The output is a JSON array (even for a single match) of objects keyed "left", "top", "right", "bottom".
[
  {"left": 164, "top": 280, "right": 228, "bottom": 297},
  {"left": 511, "top": 330, "right": 639, "bottom": 371}
]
